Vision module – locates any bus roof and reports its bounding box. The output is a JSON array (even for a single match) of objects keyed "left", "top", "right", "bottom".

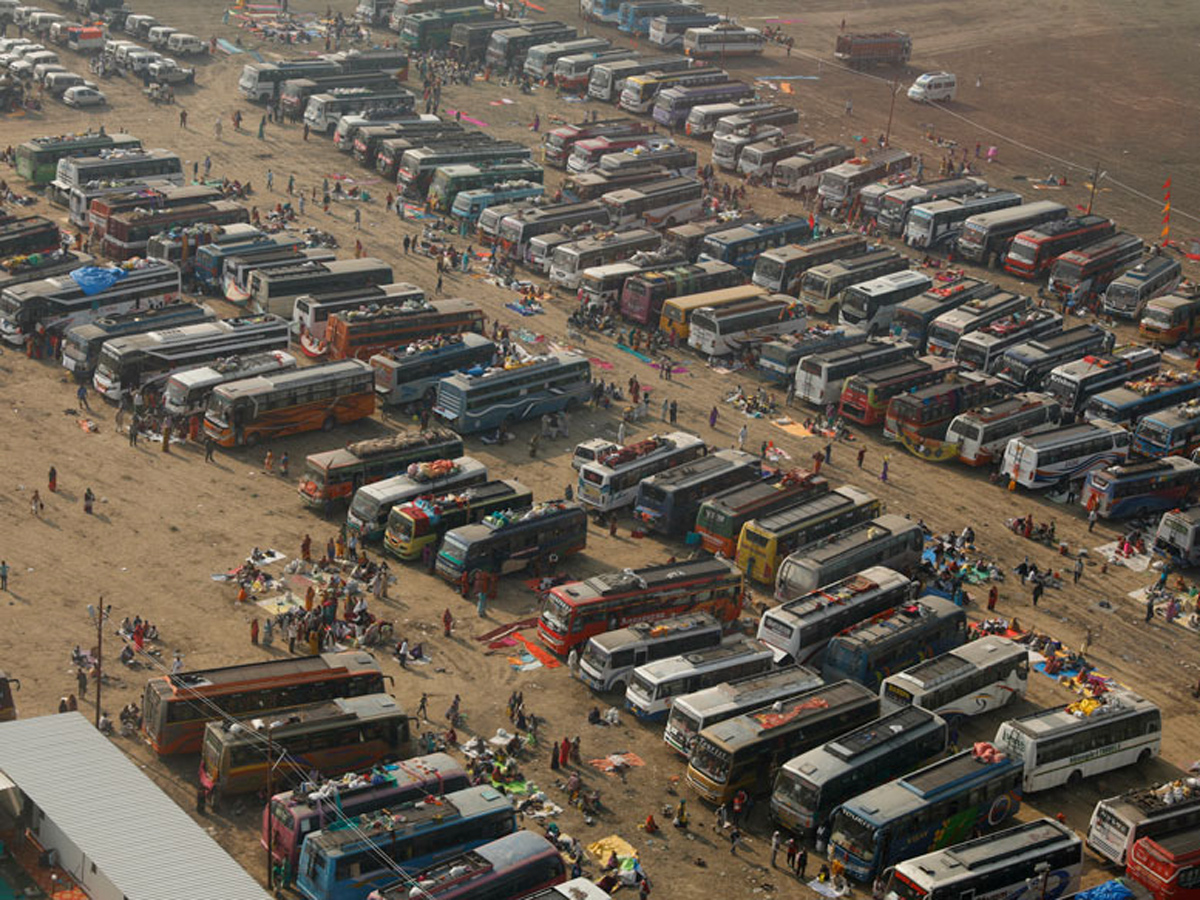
[
  {"left": 442, "top": 500, "right": 583, "bottom": 544},
  {"left": 752, "top": 485, "right": 876, "bottom": 534},
  {"left": 699, "top": 680, "right": 876, "bottom": 752},
  {"left": 437, "top": 351, "right": 587, "bottom": 390},
  {"left": 640, "top": 448, "right": 758, "bottom": 489},
  {"left": 1091, "top": 456, "right": 1196, "bottom": 481},
  {"left": 700, "top": 471, "right": 827, "bottom": 517},
  {"left": 307, "top": 429, "right": 461, "bottom": 472},
  {"left": 589, "top": 612, "right": 720, "bottom": 653},
  {"left": 635, "top": 638, "right": 766, "bottom": 681},
  {"left": 824, "top": 705, "right": 943, "bottom": 762},
  {"left": 213, "top": 359, "right": 372, "bottom": 401},
  {"left": 891, "top": 635, "right": 1021, "bottom": 689},
  {"left": 955, "top": 392, "right": 1057, "bottom": 424},
  {"left": 789, "top": 514, "right": 917, "bottom": 565},
  {"left": 566, "top": 556, "right": 740, "bottom": 600},
  {"left": 663, "top": 284, "right": 765, "bottom": 312},
  {"left": 1003, "top": 691, "right": 1156, "bottom": 739},
  {"left": 1011, "top": 419, "right": 1123, "bottom": 449},
  {"left": 894, "top": 747, "right": 1019, "bottom": 801},
  {"left": 826, "top": 593, "right": 960, "bottom": 653},
  {"left": 358, "top": 456, "right": 485, "bottom": 503},
  {"left": 1102, "top": 781, "right": 1200, "bottom": 821},
  {"left": 205, "top": 693, "right": 403, "bottom": 745},
  {"left": 911, "top": 818, "right": 1077, "bottom": 877},
  {"left": 964, "top": 200, "right": 1066, "bottom": 227},
  {"left": 163, "top": 650, "right": 379, "bottom": 691},
  {"left": 673, "top": 665, "right": 821, "bottom": 715}
]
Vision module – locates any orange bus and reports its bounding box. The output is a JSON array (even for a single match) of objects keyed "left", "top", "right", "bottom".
[
  {"left": 203, "top": 359, "right": 376, "bottom": 447},
  {"left": 325, "top": 298, "right": 485, "bottom": 361},
  {"left": 141, "top": 651, "right": 387, "bottom": 755}
]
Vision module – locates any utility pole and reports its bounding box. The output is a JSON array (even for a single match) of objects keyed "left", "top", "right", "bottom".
[
  {"left": 1086, "top": 161, "right": 1105, "bottom": 214},
  {"left": 883, "top": 78, "right": 898, "bottom": 149},
  {"left": 93, "top": 599, "right": 106, "bottom": 730},
  {"left": 266, "top": 726, "right": 275, "bottom": 890}
]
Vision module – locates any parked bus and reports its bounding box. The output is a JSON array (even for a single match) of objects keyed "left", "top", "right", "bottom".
[
  {"left": 892, "top": 276, "right": 999, "bottom": 352},
  {"left": 795, "top": 339, "right": 913, "bottom": 407},
  {"left": 684, "top": 98, "right": 777, "bottom": 138},
  {"left": 880, "top": 634, "right": 1028, "bottom": 718},
  {"left": 294, "top": 785, "right": 517, "bottom": 900},
  {"left": 1090, "top": 783, "right": 1200, "bottom": 867},
  {"left": 578, "top": 248, "right": 690, "bottom": 308},
  {"left": 757, "top": 325, "right": 867, "bottom": 385},
  {"left": 619, "top": 259, "right": 743, "bottom": 325},
  {"left": 292, "top": 283, "right": 427, "bottom": 344},
  {"left": 875, "top": 176, "right": 989, "bottom": 237},
  {"left": 265, "top": 753, "right": 470, "bottom": 870},
  {"left": 577, "top": 612, "right": 724, "bottom": 693},
  {"left": 238, "top": 58, "right": 342, "bottom": 102},
  {"left": 93, "top": 314, "right": 292, "bottom": 401},
  {"left": 325, "top": 297, "right": 484, "bottom": 362},
  {"left": 549, "top": 228, "right": 663, "bottom": 289},
  {"left": 1134, "top": 404, "right": 1200, "bottom": 459},
  {"left": 576, "top": 431, "right": 709, "bottom": 512},
  {"left": 1142, "top": 288, "right": 1200, "bottom": 346},
  {"left": 618, "top": 67, "right": 729, "bottom": 114},
  {"left": 383, "top": 478, "right": 532, "bottom": 560},
  {"left": 659, "top": 284, "right": 767, "bottom": 339},
  {"left": 599, "top": 142, "right": 699, "bottom": 179},
  {"left": 365, "top": 832, "right": 566, "bottom": 900},
  {"left": 142, "top": 650, "right": 387, "bottom": 755},
  {"left": 634, "top": 448, "right": 761, "bottom": 535},
  {"left": 956, "top": 201, "right": 1069, "bottom": 265},
  {"left": 738, "top": 135, "right": 819, "bottom": 179},
  {"left": 16, "top": 131, "right": 141, "bottom": 185},
  {"left": 50, "top": 149, "right": 184, "bottom": 206},
  {"left": 647, "top": 12, "right": 721, "bottom": 48},
  {"left": 61, "top": 301, "right": 213, "bottom": 378},
  {"left": 925, "top": 289, "right": 1032, "bottom": 358},
  {"left": 652, "top": 81, "right": 755, "bottom": 129},
  {"left": 435, "top": 501, "right": 588, "bottom": 583},
  {"left": 86, "top": 184, "right": 222, "bottom": 243},
  {"left": 775, "top": 515, "right": 924, "bottom": 601},
  {"left": 222, "top": 246, "right": 333, "bottom": 303},
  {"left": 840, "top": 270, "right": 932, "bottom": 336},
  {"left": 756, "top": 566, "right": 914, "bottom": 665},
  {"left": 946, "top": 392, "right": 1063, "bottom": 466},
  {"left": 304, "top": 87, "right": 417, "bottom": 135},
  {"left": 249, "top": 258, "right": 394, "bottom": 318},
  {"left": 839, "top": 356, "right": 958, "bottom": 427},
  {"left": 1128, "top": 830, "right": 1200, "bottom": 900},
  {"left": 700, "top": 215, "right": 812, "bottom": 274},
  {"left": 1154, "top": 506, "right": 1200, "bottom": 568},
  {"left": 883, "top": 371, "right": 1008, "bottom": 442},
  {"left": 299, "top": 430, "right": 464, "bottom": 508},
  {"left": 1003, "top": 419, "right": 1131, "bottom": 489},
  {"left": 1084, "top": 373, "right": 1200, "bottom": 426},
  {"left": 772, "top": 145, "right": 856, "bottom": 196},
  {"left": 682, "top": 22, "right": 764, "bottom": 57},
  {"left": 588, "top": 55, "right": 693, "bottom": 102},
  {"left": 523, "top": 37, "right": 610, "bottom": 82},
  {"left": 770, "top": 706, "right": 947, "bottom": 835},
  {"left": 737, "top": 486, "right": 881, "bottom": 586},
  {"left": 0, "top": 260, "right": 182, "bottom": 348},
  {"left": 280, "top": 72, "right": 399, "bottom": 121},
  {"left": 821, "top": 595, "right": 967, "bottom": 687},
  {"left": 1045, "top": 346, "right": 1162, "bottom": 418},
  {"left": 663, "top": 665, "right": 823, "bottom": 755},
  {"left": 827, "top": 745, "right": 1025, "bottom": 882},
  {"left": 618, "top": 0, "right": 704, "bottom": 34},
  {"left": 953, "top": 306, "right": 1063, "bottom": 374},
  {"left": 66, "top": 176, "right": 185, "bottom": 229},
  {"left": 400, "top": 5, "right": 493, "bottom": 50},
  {"left": 903, "top": 191, "right": 1024, "bottom": 251},
  {"left": 398, "top": 141, "right": 532, "bottom": 199},
  {"left": 200, "top": 693, "right": 409, "bottom": 796},
  {"left": 204, "top": 359, "right": 376, "bottom": 448},
  {"left": 448, "top": 18, "right": 523, "bottom": 61},
  {"left": 995, "top": 690, "right": 1161, "bottom": 792},
  {"left": 817, "top": 149, "right": 912, "bottom": 214},
  {"left": 544, "top": 117, "right": 649, "bottom": 167},
  {"left": 162, "top": 351, "right": 298, "bottom": 418},
  {"left": 1104, "top": 255, "right": 1184, "bottom": 319},
  {"left": 433, "top": 351, "right": 592, "bottom": 434},
  {"left": 686, "top": 680, "right": 880, "bottom": 804},
  {"left": 1004, "top": 214, "right": 1115, "bottom": 279},
  {"left": 998, "top": 323, "right": 1116, "bottom": 389},
  {"left": 625, "top": 637, "right": 773, "bottom": 720},
  {"left": 1047, "top": 231, "right": 1145, "bottom": 304},
  {"left": 694, "top": 470, "right": 828, "bottom": 556},
  {"left": 799, "top": 250, "right": 907, "bottom": 316},
  {"left": 538, "top": 556, "right": 742, "bottom": 655},
  {"left": 99, "top": 200, "right": 250, "bottom": 261},
  {"left": 689, "top": 294, "right": 804, "bottom": 356},
  {"left": 663, "top": 211, "right": 758, "bottom": 258},
  {"left": 496, "top": 202, "right": 611, "bottom": 261},
  {"left": 485, "top": 22, "right": 579, "bottom": 71},
  {"left": 599, "top": 177, "right": 704, "bottom": 229},
  {"left": 451, "top": 181, "right": 545, "bottom": 224},
  {"left": 427, "top": 160, "right": 544, "bottom": 213},
  {"left": 347, "top": 457, "right": 488, "bottom": 541},
  {"left": 370, "top": 333, "right": 495, "bottom": 407},
  {"left": 883, "top": 819, "right": 1083, "bottom": 900},
  {"left": 752, "top": 234, "right": 868, "bottom": 296}
]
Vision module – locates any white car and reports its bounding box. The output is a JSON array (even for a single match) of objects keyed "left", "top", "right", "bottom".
[
  {"left": 0, "top": 38, "right": 34, "bottom": 53},
  {"left": 33, "top": 61, "right": 66, "bottom": 82},
  {"left": 62, "top": 84, "right": 105, "bottom": 106}
]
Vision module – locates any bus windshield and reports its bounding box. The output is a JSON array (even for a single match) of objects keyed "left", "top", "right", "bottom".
[
  {"left": 542, "top": 594, "right": 572, "bottom": 634},
  {"left": 206, "top": 393, "right": 233, "bottom": 424},
  {"left": 775, "top": 771, "right": 818, "bottom": 813},
  {"left": 831, "top": 815, "right": 878, "bottom": 860},
  {"left": 689, "top": 740, "right": 731, "bottom": 782},
  {"left": 582, "top": 641, "right": 609, "bottom": 670},
  {"left": 1007, "top": 239, "right": 1038, "bottom": 265},
  {"left": 756, "top": 257, "right": 784, "bottom": 282}
]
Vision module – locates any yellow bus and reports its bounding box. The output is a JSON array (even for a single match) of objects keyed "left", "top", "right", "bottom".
[{"left": 658, "top": 284, "right": 766, "bottom": 340}]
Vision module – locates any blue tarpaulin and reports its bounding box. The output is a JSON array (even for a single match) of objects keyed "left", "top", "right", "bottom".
[
  {"left": 1074, "top": 881, "right": 1135, "bottom": 900},
  {"left": 70, "top": 266, "right": 127, "bottom": 295}
]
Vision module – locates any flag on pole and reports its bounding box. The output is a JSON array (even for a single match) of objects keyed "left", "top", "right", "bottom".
[{"left": 1163, "top": 178, "right": 1172, "bottom": 191}]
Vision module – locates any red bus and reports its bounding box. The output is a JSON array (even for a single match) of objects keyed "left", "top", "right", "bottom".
[
  {"left": 839, "top": 356, "right": 959, "bottom": 427},
  {"left": 619, "top": 259, "right": 745, "bottom": 325},
  {"left": 693, "top": 470, "right": 828, "bottom": 557},
  {"left": 101, "top": 200, "right": 250, "bottom": 260},
  {"left": 1003, "top": 214, "right": 1115, "bottom": 280},
  {"left": 882, "top": 371, "right": 1009, "bottom": 441},
  {"left": 1128, "top": 829, "right": 1200, "bottom": 900},
  {"left": 325, "top": 298, "right": 485, "bottom": 361},
  {"left": 537, "top": 557, "right": 743, "bottom": 655}
]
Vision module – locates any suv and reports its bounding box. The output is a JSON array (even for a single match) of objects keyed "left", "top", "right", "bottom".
[{"left": 148, "top": 57, "right": 194, "bottom": 84}]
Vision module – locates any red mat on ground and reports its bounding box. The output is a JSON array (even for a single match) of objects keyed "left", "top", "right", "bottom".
[
  {"left": 476, "top": 617, "right": 540, "bottom": 642},
  {"left": 513, "top": 633, "right": 561, "bottom": 667}
]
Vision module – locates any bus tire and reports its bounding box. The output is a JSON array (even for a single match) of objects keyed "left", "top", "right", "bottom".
[
  {"left": 611, "top": 680, "right": 626, "bottom": 695},
  {"left": 322, "top": 414, "right": 336, "bottom": 432},
  {"left": 245, "top": 430, "right": 260, "bottom": 448},
  {"left": 1138, "top": 748, "right": 1153, "bottom": 764},
  {"left": 1067, "top": 769, "right": 1083, "bottom": 786}
]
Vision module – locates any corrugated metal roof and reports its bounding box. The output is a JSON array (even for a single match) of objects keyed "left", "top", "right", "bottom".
[{"left": 0, "top": 713, "right": 271, "bottom": 900}]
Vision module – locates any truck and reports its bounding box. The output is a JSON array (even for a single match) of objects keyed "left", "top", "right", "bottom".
[{"left": 833, "top": 31, "right": 912, "bottom": 68}]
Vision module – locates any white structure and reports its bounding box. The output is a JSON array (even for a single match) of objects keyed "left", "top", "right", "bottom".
[{"left": 0, "top": 713, "right": 271, "bottom": 900}]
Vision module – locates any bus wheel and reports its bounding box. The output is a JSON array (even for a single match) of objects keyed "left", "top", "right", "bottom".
[
  {"left": 322, "top": 415, "right": 336, "bottom": 432},
  {"left": 611, "top": 680, "right": 626, "bottom": 695},
  {"left": 1138, "top": 748, "right": 1153, "bottom": 764},
  {"left": 1067, "top": 769, "right": 1083, "bottom": 786},
  {"left": 565, "top": 396, "right": 580, "bottom": 411},
  {"left": 245, "top": 430, "right": 261, "bottom": 448}
]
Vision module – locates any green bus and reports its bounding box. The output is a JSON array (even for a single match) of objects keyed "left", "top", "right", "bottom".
[
  {"left": 428, "top": 160, "right": 545, "bottom": 213},
  {"left": 400, "top": 6, "right": 493, "bottom": 51},
  {"left": 16, "top": 132, "right": 142, "bottom": 185}
]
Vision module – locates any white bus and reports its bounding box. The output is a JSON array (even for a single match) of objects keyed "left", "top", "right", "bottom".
[
  {"left": 839, "top": 270, "right": 932, "bottom": 336},
  {"left": 1002, "top": 419, "right": 1131, "bottom": 490},
  {"left": 795, "top": 339, "right": 912, "bottom": 406},
  {"left": 346, "top": 456, "right": 489, "bottom": 541},
  {"left": 577, "top": 431, "right": 708, "bottom": 512},
  {"left": 292, "top": 283, "right": 425, "bottom": 341},
  {"left": 50, "top": 149, "right": 184, "bottom": 207},
  {"left": 1087, "top": 781, "right": 1200, "bottom": 867},
  {"left": 903, "top": 191, "right": 1023, "bottom": 250},
  {"left": 689, "top": 295, "right": 804, "bottom": 357},
  {"left": 880, "top": 635, "right": 1028, "bottom": 718},
  {"left": 662, "top": 665, "right": 823, "bottom": 756},
  {"left": 756, "top": 566, "right": 915, "bottom": 666},
  {"left": 599, "top": 177, "right": 704, "bottom": 229},
  {"left": 66, "top": 176, "right": 183, "bottom": 229},
  {"left": 0, "top": 261, "right": 181, "bottom": 348},
  {"left": 770, "top": 706, "right": 948, "bottom": 835},
  {"left": 946, "top": 392, "right": 1063, "bottom": 467},
  {"left": 549, "top": 228, "right": 662, "bottom": 290},
  {"left": 775, "top": 515, "right": 924, "bottom": 601},
  {"left": 1102, "top": 254, "right": 1183, "bottom": 319},
  {"left": 883, "top": 819, "right": 1083, "bottom": 900},
  {"left": 624, "top": 638, "right": 773, "bottom": 721},
  {"left": 577, "top": 612, "right": 723, "bottom": 694},
  {"left": 925, "top": 290, "right": 1032, "bottom": 358},
  {"left": 163, "top": 350, "right": 298, "bottom": 416},
  {"left": 994, "top": 690, "right": 1162, "bottom": 792},
  {"left": 773, "top": 145, "right": 855, "bottom": 195},
  {"left": 681, "top": 23, "right": 764, "bottom": 58},
  {"left": 684, "top": 99, "right": 775, "bottom": 138},
  {"left": 952, "top": 304, "right": 1062, "bottom": 374},
  {"left": 303, "top": 87, "right": 416, "bottom": 135},
  {"left": 588, "top": 55, "right": 693, "bottom": 102}
]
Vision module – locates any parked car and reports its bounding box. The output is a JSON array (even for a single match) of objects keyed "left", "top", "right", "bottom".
[
  {"left": 124, "top": 48, "right": 161, "bottom": 72},
  {"left": 148, "top": 57, "right": 194, "bottom": 84},
  {"left": 33, "top": 60, "right": 66, "bottom": 82},
  {"left": 166, "top": 32, "right": 204, "bottom": 55},
  {"left": 45, "top": 70, "right": 93, "bottom": 95},
  {"left": 62, "top": 83, "right": 105, "bottom": 106},
  {"left": 147, "top": 25, "right": 176, "bottom": 48}
]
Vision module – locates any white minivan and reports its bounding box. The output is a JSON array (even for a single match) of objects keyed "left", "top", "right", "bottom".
[
  {"left": 167, "top": 32, "right": 205, "bottom": 55},
  {"left": 907, "top": 71, "right": 957, "bottom": 102}
]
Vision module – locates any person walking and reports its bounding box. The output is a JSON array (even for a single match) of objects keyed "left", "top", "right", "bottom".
[
  {"left": 1073, "top": 556, "right": 1084, "bottom": 585},
  {"left": 48, "top": 466, "right": 57, "bottom": 493},
  {"left": 669, "top": 399, "right": 677, "bottom": 425},
  {"left": 76, "top": 667, "right": 88, "bottom": 698},
  {"left": 417, "top": 692, "right": 428, "bottom": 720},
  {"left": 257, "top": 115, "right": 266, "bottom": 139},
  {"left": 857, "top": 446, "right": 866, "bottom": 468},
  {"left": 443, "top": 607, "right": 454, "bottom": 637},
  {"left": 795, "top": 847, "right": 808, "bottom": 880},
  {"left": 709, "top": 406, "right": 718, "bottom": 429},
  {"left": 785, "top": 837, "right": 797, "bottom": 869},
  {"left": 1145, "top": 595, "right": 1155, "bottom": 623},
  {"left": 661, "top": 398, "right": 669, "bottom": 421},
  {"left": 354, "top": 206, "right": 362, "bottom": 229},
  {"left": 1031, "top": 579, "right": 1044, "bottom": 607},
  {"left": 987, "top": 584, "right": 998, "bottom": 611},
  {"left": 880, "top": 454, "right": 890, "bottom": 483},
  {"left": 738, "top": 423, "right": 748, "bottom": 450},
  {"left": 771, "top": 830, "right": 781, "bottom": 867},
  {"left": 214, "top": 117, "right": 223, "bottom": 138},
  {"left": 205, "top": 436, "right": 215, "bottom": 462},
  {"left": 30, "top": 490, "right": 42, "bottom": 517},
  {"left": 0, "top": 559, "right": 8, "bottom": 592},
  {"left": 76, "top": 382, "right": 91, "bottom": 412},
  {"left": 1088, "top": 508, "right": 1098, "bottom": 532},
  {"left": 179, "top": 108, "right": 187, "bottom": 128},
  {"left": 250, "top": 618, "right": 260, "bottom": 645},
  {"left": 729, "top": 826, "right": 742, "bottom": 854},
  {"left": 266, "top": 169, "right": 274, "bottom": 191}
]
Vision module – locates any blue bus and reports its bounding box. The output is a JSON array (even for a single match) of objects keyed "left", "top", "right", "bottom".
[
  {"left": 295, "top": 785, "right": 516, "bottom": 900},
  {"left": 700, "top": 215, "right": 813, "bottom": 274},
  {"left": 433, "top": 351, "right": 592, "bottom": 434},
  {"left": 617, "top": 0, "right": 703, "bottom": 35},
  {"left": 370, "top": 332, "right": 497, "bottom": 408},
  {"left": 1083, "top": 374, "right": 1200, "bottom": 426},
  {"left": 1133, "top": 405, "right": 1200, "bottom": 459},
  {"left": 828, "top": 748, "right": 1024, "bottom": 882},
  {"left": 450, "top": 181, "right": 545, "bottom": 225},
  {"left": 194, "top": 234, "right": 308, "bottom": 294},
  {"left": 1081, "top": 456, "right": 1200, "bottom": 519}
]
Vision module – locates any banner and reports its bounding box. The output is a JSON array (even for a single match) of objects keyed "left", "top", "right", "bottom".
[{"left": 899, "top": 428, "right": 960, "bottom": 462}]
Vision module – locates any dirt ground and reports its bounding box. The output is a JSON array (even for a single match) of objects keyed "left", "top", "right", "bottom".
[{"left": 2, "top": 0, "right": 1200, "bottom": 896}]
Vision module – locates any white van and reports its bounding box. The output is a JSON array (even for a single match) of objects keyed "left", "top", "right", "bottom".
[
  {"left": 113, "top": 41, "right": 143, "bottom": 66},
  {"left": 123, "top": 13, "right": 156, "bottom": 36},
  {"left": 22, "top": 48, "right": 57, "bottom": 68},
  {"left": 33, "top": 60, "right": 65, "bottom": 82},
  {"left": 907, "top": 71, "right": 957, "bottom": 102},
  {"left": 147, "top": 25, "right": 176, "bottom": 48},
  {"left": 45, "top": 70, "right": 90, "bottom": 95},
  {"left": 27, "top": 10, "right": 62, "bottom": 34},
  {"left": 167, "top": 32, "right": 205, "bottom": 55},
  {"left": 124, "top": 49, "right": 161, "bottom": 73}
]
